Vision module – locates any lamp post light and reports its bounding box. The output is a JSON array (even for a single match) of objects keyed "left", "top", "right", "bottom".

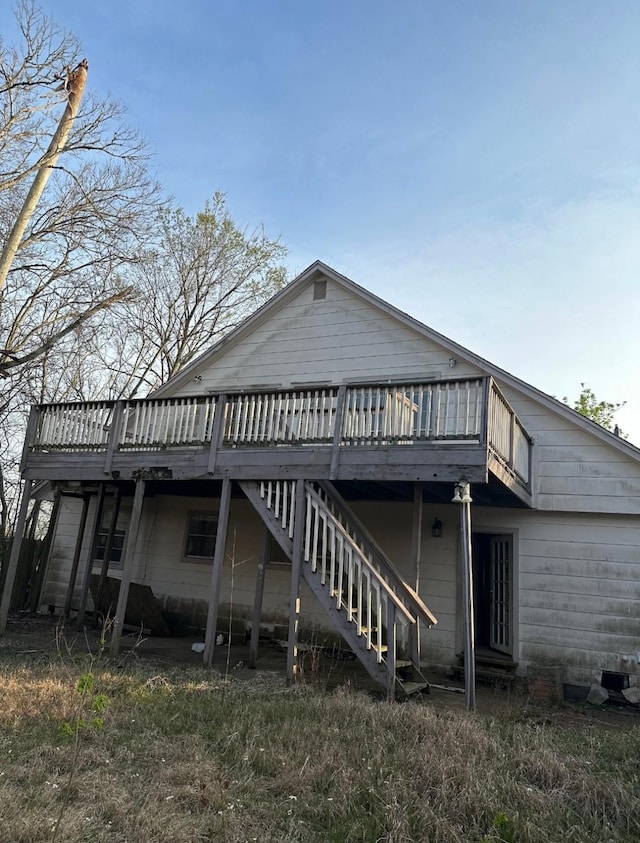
[{"left": 453, "top": 481, "right": 475, "bottom": 712}]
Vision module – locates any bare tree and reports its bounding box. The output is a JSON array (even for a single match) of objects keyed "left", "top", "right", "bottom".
[
  {"left": 97, "top": 195, "right": 288, "bottom": 398},
  {"left": 0, "top": 1, "right": 162, "bottom": 532},
  {"left": 0, "top": 1, "right": 162, "bottom": 380}
]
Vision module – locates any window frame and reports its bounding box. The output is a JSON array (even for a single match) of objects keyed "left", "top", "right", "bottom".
[{"left": 182, "top": 510, "right": 219, "bottom": 563}]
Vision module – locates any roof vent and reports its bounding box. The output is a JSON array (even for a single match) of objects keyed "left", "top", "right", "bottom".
[{"left": 313, "top": 279, "right": 327, "bottom": 301}]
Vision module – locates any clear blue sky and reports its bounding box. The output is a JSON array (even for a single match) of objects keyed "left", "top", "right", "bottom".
[{"left": 4, "top": 1, "right": 640, "bottom": 442}]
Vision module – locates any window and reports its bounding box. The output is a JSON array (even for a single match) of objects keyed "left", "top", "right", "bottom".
[
  {"left": 183, "top": 511, "right": 218, "bottom": 561},
  {"left": 94, "top": 528, "right": 126, "bottom": 568}
]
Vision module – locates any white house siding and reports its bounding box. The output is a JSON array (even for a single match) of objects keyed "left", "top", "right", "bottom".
[
  {"left": 170, "top": 279, "right": 481, "bottom": 397},
  {"left": 41, "top": 495, "right": 97, "bottom": 611},
  {"left": 472, "top": 505, "right": 640, "bottom": 687},
  {"left": 348, "top": 501, "right": 459, "bottom": 670},
  {"left": 499, "top": 386, "right": 640, "bottom": 515}
]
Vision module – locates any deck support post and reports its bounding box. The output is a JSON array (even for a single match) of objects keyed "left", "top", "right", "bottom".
[
  {"left": 248, "top": 526, "right": 270, "bottom": 669},
  {"left": 76, "top": 484, "right": 106, "bottom": 630},
  {"left": 93, "top": 487, "right": 121, "bottom": 624},
  {"left": 65, "top": 494, "right": 90, "bottom": 618},
  {"left": 286, "top": 479, "right": 306, "bottom": 684},
  {"left": 0, "top": 478, "right": 33, "bottom": 634},
  {"left": 29, "top": 488, "right": 62, "bottom": 613},
  {"left": 386, "top": 603, "right": 397, "bottom": 701},
  {"left": 204, "top": 478, "right": 232, "bottom": 665},
  {"left": 409, "top": 481, "right": 423, "bottom": 667},
  {"left": 110, "top": 480, "right": 145, "bottom": 657},
  {"left": 454, "top": 481, "right": 475, "bottom": 712}
]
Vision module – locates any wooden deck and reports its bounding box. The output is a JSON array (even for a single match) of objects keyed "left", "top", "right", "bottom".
[{"left": 21, "top": 377, "right": 532, "bottom": 504}]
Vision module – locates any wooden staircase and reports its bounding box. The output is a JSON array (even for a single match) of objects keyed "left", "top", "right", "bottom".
[{"left": 240, "top": 479, "right": 438, "bottom": 699}]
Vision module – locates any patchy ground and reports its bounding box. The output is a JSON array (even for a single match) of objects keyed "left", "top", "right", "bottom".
[{"left": 2, "top": 612, "right": 636, "bottom": 731}]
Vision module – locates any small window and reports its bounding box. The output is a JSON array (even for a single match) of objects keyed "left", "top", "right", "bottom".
[
  {"left": 183, "top": 511, "right": 218, "bottom": 561},
  {"left": 94, "top": 528, "right": 126, "bottom": 568}
]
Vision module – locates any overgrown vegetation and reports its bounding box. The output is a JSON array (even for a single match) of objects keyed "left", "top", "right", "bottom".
[{"left": 0, "top": 638, "right": 639, "bottom": 843}]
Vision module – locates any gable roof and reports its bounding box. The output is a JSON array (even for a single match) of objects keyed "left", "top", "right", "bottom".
[{"left": 153, "top": 260, "right": 640, "bottom": 462}]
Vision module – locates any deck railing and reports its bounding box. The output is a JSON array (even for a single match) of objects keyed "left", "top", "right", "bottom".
[
  {"left": 487, "top": 384, "right": 531, "bottom": 486},
  {"left": 29, "top": 377, "right": 530, "bottom": 487}
]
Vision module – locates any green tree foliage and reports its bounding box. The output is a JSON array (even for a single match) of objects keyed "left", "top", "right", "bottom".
[{"left": 565, "top": 383, "right": 625, "bottom": 432}]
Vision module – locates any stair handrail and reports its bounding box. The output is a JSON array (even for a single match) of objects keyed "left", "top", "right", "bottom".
[
  {"left": 316, "top": 481, "right": 438, "bottom": 629},
  {"left": 305, "top": 483, "right": 416, "bottom": 626}
]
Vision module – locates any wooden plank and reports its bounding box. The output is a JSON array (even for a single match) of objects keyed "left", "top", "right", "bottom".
[
  {"left": 203, "top": 477, "right": 232, "bottom": 666},
  {"left": 317, "top": 481, "right": 437, "bottom": 627},
  {"left": 76, "top": 485, "right": 106, "bottom": 630},
  {"left": 93, "top": 487, "right": 121, "bottom": 623},
  {"left": 103, "top": 401, "right": 124, "bottom": 476},
  {"left": 248, "top": 527, "right": 270, "bottom": 669},
  {"left": 64, "top": 494, "right": 90, "bottom": 617},
  {"left": 20, "top": 407, "right": 39, "bottom": 473},
  {"left": 329, "top": 384, "right": 347, "bottom": 480},
  {"left": 0, "top": 479, "right": 33, "bottom": 634},
  {"left": 286, "top": 480, "right": 306, "bottom": 683},
  {"left": 109, "top": 479, "right": 146, "bottom": 657},
  {"left": 409, "top": 481, "right": 423, "bottom": 666},
  {"left": 207, "top": 394, "right": 227, "bottom": 474}
]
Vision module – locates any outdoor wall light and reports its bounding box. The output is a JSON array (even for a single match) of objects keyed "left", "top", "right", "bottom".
[
  {"left": 431, "top": 517, "right": 443, "bottom": 538},
  {"left": 448, "top": 357, "right": 457, "bottom": 368},
  {"left": 452, "top": 482, "right": 472, "bottom": 504}
]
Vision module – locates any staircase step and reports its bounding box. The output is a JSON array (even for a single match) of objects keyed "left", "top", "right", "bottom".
[
  {"left": 398, "top": 681, "right": 429, "bottom": 697},
  {"left": 395, "top": 659, "right": 413, "bottom": 670}
]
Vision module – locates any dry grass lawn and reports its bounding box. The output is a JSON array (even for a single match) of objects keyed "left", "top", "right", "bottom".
[{"left": 0, "top": 629, "right": 639, "bottom": 842}]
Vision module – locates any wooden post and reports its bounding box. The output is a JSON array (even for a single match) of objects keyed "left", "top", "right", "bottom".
[
  {"left": 93, "top": 487, "right": 121, "bottom": 623},
  {"left": 386, "top": 603, "right": 397, "bottom": 701},
  {"left": 0, "top": 479, "right": 33, "bottom": 634},
  {"left": 103, "top": 401, "right": 124, "bottom": 476},
  {"left": 109, "top": 480, "right": 146, "bottom": 657},
  {"left": 28, "top": 488, "right": 62, "bottom": 613},
  {"left": 457, "top": 483, "right": 476, "bottom": 712},
  {"left": 64, "top": 494, "right": 90, "bottom": 617},
  {"left": 76, "top": 485, "right": 106, "bottom": 630},
  {"left": 20, "top": 406, "right": 39, "bottom": 473},
  {"left": 329, "top": 386, "right": 347, "bottom": 480},
  {"left": 207, "top": 394, "right": 227, "bottom": 474},
  {"left": 248, "top": 527, "right": 270, "bottom": 669},
  {"left": 203, "top": 478, "right": 232, "bottom": 665},
  {"left": 287, "top": 479, "right": 306, "bottom": 683},
  {"left": 409, "top": 481, "right": 423, "bottom": 666}
]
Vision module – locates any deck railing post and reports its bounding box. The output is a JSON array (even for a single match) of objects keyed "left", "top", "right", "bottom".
[
  {"left": 480, "top": 378, "right": 491, "bottom": 447},
  {"left": 20, "top": 406, "right": 39, "bottom": 471},
  {"left": 330, "top": 386, "right": 347, "bottom": 480},
  {"left": 104, "top": 401, "right": 124, "bottom": 476},
  {"left": 509, "top": 411, "right": 516, "bottom": 470},
  {"left": 207, "top": 394, "right": 227, "bottom": 475}
]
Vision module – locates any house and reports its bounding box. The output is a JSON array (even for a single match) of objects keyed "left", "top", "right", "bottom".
[{"left": 2, "top": 261, "right": 639, "bottom": 700}]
